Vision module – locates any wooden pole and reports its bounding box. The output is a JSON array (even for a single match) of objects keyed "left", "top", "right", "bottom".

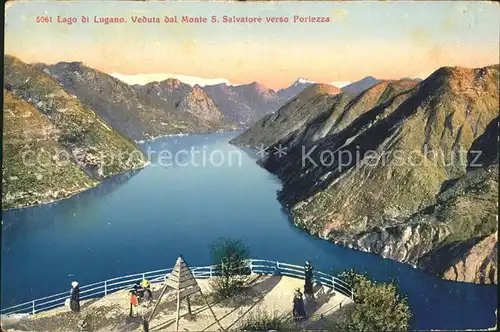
[
  {"left": 198, "top": 288, "right": 225, "bottom": 332},
  {"left": 175, "top": 290, "right": 181, "bottom": 332},
  {"left": 181, "top": 256, "right": 225, "bottom": 331},
  {"left": 147, "top": 282, "right": 169, "bottom": 323},
  {"left": 186, "top": 296, "right": 192, "bottom": 315}
]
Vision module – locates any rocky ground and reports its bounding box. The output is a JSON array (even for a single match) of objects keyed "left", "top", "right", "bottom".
[{"left": 1, "top": 276, "right": 352, "bottom": 332}]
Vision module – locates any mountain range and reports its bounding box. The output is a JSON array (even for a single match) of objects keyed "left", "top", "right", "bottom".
[
  {"left": 204, "top": 82, "right": 282, "bottom": 126},
  {"left": 2, "top": 55, "right": 328, "bottom": 208},
  {"left": 231, "top": 64, "right": 499, "bottom": 284},
  {"left": 109, "top": 72, "right": 416, "bottom": 127},
  {"left": 6, "top": 53, "right": 491, "bottom": 286},
  {"left": 36, "top": 61, "right": 237, "bottom": 141}
]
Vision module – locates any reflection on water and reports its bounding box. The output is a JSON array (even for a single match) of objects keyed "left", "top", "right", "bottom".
[{"left": 0, "top": 132, "right": 497, "bottom": 330}]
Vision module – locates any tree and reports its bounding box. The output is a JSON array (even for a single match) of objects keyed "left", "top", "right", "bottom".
[
  {"left": 337, "top": 269, "right": 412, "bottom": 331},
  {"left": 209, "top": 237, "right": 250, "bottom": 300}
]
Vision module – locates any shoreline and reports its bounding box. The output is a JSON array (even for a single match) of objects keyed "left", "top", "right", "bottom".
[
  {"left": 2, "top": 130, "right": 242, "bottom": 212},
  {"left": 1, "top": 160, "right": 150, "bottom": 212},
  {"left": 287, "top": 207, "right": 498, "bottom": 286},
  {"left": 134, "top": 128, "right": 242, "bottom": 144},
  {"left": 134, "top": 132, "right": 190, "bottom": 144},
  {"left": 233, "top": 144, "right": 498, "bottom": 287}
]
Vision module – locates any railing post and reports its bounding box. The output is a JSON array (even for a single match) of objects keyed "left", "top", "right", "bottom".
[
  {"left": 332, "top": 277, "right": 336, "bottom": 291},
  {"left": 275, "top": 261, "right": 280, "bottom": 275},
  {"left": 250, "top": 262, "right": 254, "bottom": 275},
  {"left": 104, "top": 280, "right": 108, "bottom": 296},
  {"left": 32, "top": 300, "right": 36, "bottom": 315},
  {"left": 209, "top": 267, "right": 213, "bottom": 278},
  {"left": 142, "top": 273, "right": 145, "bottom": 280}
]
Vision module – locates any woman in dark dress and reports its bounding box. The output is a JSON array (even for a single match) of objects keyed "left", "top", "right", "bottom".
[
  {"left": 292, "top": 288, "right": 307, "bottom": 322},
  {"left": 70, "top": 281, "right": 80, "bottom": 312}
]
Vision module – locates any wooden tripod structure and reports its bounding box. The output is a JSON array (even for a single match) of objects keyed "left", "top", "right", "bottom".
[{"left": 147, "top": 256, "right": 225, "bottom": 331}]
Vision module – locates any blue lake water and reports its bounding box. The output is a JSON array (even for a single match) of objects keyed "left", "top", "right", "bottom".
[{"left": 1, "top": 132, "right": 497, "bottom": 329}]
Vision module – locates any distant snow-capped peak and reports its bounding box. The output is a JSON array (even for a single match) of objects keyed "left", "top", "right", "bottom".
[
  {"left": 111, "top": 73, "right": 231, "bottom": 87},
  {"left": 295, "top": 77, "right": 315, "bottom": 85},
  {"left": 291, "top": 78, "right": 352, "bottom": 89}
]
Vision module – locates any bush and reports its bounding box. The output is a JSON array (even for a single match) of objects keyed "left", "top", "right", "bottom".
[
  {"left": 337, "top": 269, "right": 412, "bottom": 331},
  {"left": 209, "top": 237, "right": 250, "bottom": 300},
  {"left": 239, "top": 309, "right": 292, "bottom": 331}
]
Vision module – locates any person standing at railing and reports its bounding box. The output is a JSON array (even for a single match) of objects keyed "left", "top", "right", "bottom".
[
  {"left": 304, "top": 261, "right": 314, "bottom": 301},
  {"left": 70, "top": 281, "right": 80, "bottom": 312},
  {"left": 140, "top": 279, "right": 152, "bottom": 301}
]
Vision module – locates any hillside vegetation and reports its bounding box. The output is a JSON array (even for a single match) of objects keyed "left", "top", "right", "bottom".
[
  {"left": 3, "top": 55, "right": 148, "bottom": 209},
  {"left": 231, "top": 65, "right": 499, "bottom": 283}
]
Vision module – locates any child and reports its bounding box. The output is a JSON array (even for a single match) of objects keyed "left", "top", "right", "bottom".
[{"left": 129, "top": 290, "right": 139, "bottom": 318}]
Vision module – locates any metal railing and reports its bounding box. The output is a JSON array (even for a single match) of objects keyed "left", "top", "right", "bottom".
[{"left": 0, "top": 259, "right": 353, "bottom": 316}]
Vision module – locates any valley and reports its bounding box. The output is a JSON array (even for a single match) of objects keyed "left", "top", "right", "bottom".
[
  {"left": 2, "top": 2, "right": 499, "bottom": 330},
  {"left": 3, "top": 53, "right": 497, "bottom": 288},
  {"left": 2, "top": 55, "right": 317, "bottom": 209}
]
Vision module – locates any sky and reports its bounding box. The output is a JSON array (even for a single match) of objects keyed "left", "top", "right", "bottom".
[{"left": 4, "top": 1, "right": 500, "bottom": 90}]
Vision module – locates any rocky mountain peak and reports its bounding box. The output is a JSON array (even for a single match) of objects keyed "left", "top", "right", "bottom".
[
  {"left": 192, "top": 84, "right": 204, "bottom": 93},
  {"left": 248, "top": 81, "right": 272, "bottom": 93},
  {"left": 204, "top": 80, "right": 283, "bottom": 126},
  {"left": 424, "top": 65, "right": 498, "bottom": 91},
  {"left": 49, "top": 61, "right": 87, "bottom": 75},
  {"left": 163, "top": 78, "right": 183, "bottom": 89},
  {"left": 304, "top": 83, "right": 341, "bottom": 96},
  {"left": 180, "top": 86, "right": 223, "bottom": 122},
  {"left": 341, "top": 76, "right": 382, "bottom": 94},
  {"left": 207, "top": 83, "right": 231, "bottom": 93}
]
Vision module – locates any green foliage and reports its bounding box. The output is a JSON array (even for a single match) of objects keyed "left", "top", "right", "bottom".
[
  {"left": 209, "top": 237, "right": 250, "bottom": 300},
  {"left": 239, "top": 309, "right": 292, "bottom": 331},
  {"left": 338, "top": 269, "right": 368, "bottom": 292},
  {"left": 338, "top": 270, "right": 412, "bottom": 332}
]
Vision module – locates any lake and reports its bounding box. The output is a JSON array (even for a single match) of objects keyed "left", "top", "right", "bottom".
[{"left": 1, "top": 132, "right": 497, "bottom": 329}]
